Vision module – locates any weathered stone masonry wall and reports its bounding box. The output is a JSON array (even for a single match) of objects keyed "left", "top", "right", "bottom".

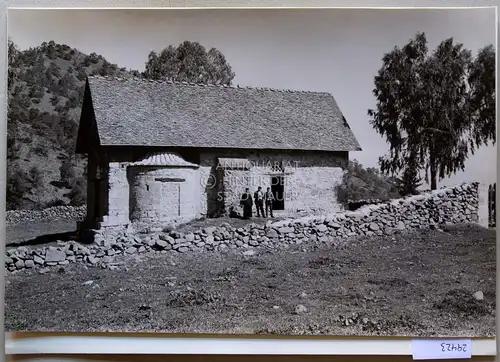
[
  {"left": 6, "top": 206, "right": 86, "bottom": 226},
  {"left": 103, "top": 162, "right": 130, "bottom": 226},
  {"left": 128, "top": 166, "right": 201, "bottom": 223},
  {"left": 93, "top": 149, "right": 348, "bottom": 226},
  {"left": 200, "top": 150, "right": 348, "bottom": 216},
  {"left": 5, "top": 183, "right": 483, "bottom": 272}
]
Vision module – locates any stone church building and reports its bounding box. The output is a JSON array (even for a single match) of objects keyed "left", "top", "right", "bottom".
[{"left": 76, "top": 75, "right": 361, "bottom": 229}]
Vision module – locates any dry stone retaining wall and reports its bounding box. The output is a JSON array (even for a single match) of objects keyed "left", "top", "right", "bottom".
[
  {"left": 5, "top": 183, "right": 481, "bottom": 272},
  {"left": 6, "top": 206, "right": 86, "bottom": 226}
]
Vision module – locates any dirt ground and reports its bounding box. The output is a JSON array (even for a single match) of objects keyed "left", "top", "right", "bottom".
[
  {"left": 5, "top": 223, "right": 496, "bottom": 336},
  {"left": 6, "top": 219, "right": 77, "bottom": 247}
]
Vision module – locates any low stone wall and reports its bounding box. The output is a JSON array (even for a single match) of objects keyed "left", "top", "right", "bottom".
[
  {"left": 6, "top": 206, "right": 86, "bottom": 226},
  {"left": 5, "top": 183, "right": 481, "bottom": 272},
  {"left": 347, "top": 199, "right": 385, "bottom": 211}
]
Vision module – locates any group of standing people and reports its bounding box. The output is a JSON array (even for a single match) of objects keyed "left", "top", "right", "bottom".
[{"left": 240, "top": 186, "right": 274, "bottom": 219}]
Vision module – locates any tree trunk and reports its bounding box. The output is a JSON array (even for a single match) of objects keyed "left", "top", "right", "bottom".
[{"left": 430, "top": 152, "right": 437, "bottom": 190}]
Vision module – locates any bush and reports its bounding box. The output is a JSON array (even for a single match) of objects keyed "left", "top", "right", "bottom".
[
  {"left": 89, "top": 52, "right": 100, "bottom": 64},
  {"left": 335, "top": 159, "right": 401, "bottom": 205},
  {"left": 50, "top": 95, "right": 59, "bottom": 107},
  {"left": 66, "top": 177, "right": 86, "bottom": 206},
  {"left": 46, "top": 62, "right": 61, "bottom": 78},
  {"left": 77, "top": 68, "right": 87, "bottom": 81},
  {"left": 28, "top": 107, "right": 40, "bottom": 120},
  {"left": 29, "top": 166, "right": 43, "bottom": 186},
  {"left": 32, "top": 145, "right": 48, "bottom": 157},
  {"left": 45, "top": 199, "right": 67, "bottom": 208},
  {"left": 6, "top": 167, "right": 30, "bottom": 210},
  {"left": 68, "top": 92, "right": 80, "bottom": 108},
  {"left": 50, "top": 180, "right": 68, "bottom": 189},
  {"left": 59, "top": 159, "right": 75, "bottom": 187}
]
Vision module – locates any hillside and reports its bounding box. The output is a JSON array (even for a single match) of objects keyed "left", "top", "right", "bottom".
[{"left": 7, "top": 40, "right": 138, "bottom": 211}]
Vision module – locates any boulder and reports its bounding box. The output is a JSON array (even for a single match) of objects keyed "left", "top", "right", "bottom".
[{"left": 45, "top": 248, "right": 66, "bottom": 263}]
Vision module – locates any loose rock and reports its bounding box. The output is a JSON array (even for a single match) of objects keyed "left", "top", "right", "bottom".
[
  {"left": 295, "top": 304, "right": 308, "bottom": 314},
  {"left": 473, "top": 290, "right": 484, "bottom": 301}
]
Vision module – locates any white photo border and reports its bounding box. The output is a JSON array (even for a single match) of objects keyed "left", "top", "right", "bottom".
[{"left": 1, "top": 0, "right": 498, "bottom": 356}]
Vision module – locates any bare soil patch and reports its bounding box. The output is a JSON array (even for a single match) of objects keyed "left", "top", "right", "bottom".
[
  {"left": 5, "top": 223, "right": 496, "bottom": 336},
  {"left": 6, "top": 219, "right": 77, "bottom": 247},
  {"left": 173, "top": 215, "right": 287, "bottom": 234}
]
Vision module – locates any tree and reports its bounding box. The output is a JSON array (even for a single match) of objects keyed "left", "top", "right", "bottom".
[
  {"left": 7, "top": 39, "right": 23, "bottom": 176},
  {"left": 50, "top": 95, "right": 60, "bottom": 107},
  {"left": 394, "top": 154, "right": 423, "bottom": 196},
  {"left": 8, "top": 39, "right": 21, "bottom": 92},
  {"left": 6, "top": 168, "right": 30, "bottom": 210},
  {"left": 67, "top": 177, "right": 86, "bottom": 206},
  {"left": 29, "top": 166, "right": 43, "bottom": 187},
  {"left": 368, "top": 32, "right": 496, "bottom": 190},
  {"left": 143, "top": 41, "right": 235, "bottom": 85},
  {"left": 468, "top": 44, "right": 496, "bottom": 149},
  {"left": 59, "top": 158, "right": 75, "bottom": 187}
]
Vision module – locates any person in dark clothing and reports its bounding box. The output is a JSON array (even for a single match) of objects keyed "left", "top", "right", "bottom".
[
  {"left": 264, "top": 187, "right": 275, "bottom": 218},
  {"left": 240, "top": 188, "right": 253, "bottom": 219},
  {"left": 254, "top": 186, "right": 265, "bottom": 217}
]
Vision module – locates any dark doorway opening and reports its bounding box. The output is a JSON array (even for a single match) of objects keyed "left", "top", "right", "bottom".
[{"left": 271, "top": 175, "right": 285, "bottom": 210}]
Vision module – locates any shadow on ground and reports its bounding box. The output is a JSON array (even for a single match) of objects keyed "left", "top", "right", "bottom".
[
  {"left": 7, "top": 230, "right": 78, "bottom": 248},
  {"left": 6, "top": 219, "right": 78, "bottom": 248}
]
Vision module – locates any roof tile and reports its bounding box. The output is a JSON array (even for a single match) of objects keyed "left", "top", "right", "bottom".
[{"left": 85, "top": 76, "right": 362, "bottom": 152}]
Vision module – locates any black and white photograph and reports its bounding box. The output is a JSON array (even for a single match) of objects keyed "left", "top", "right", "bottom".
[{"left": 4, "top": 8, "right": 497, "bottom": 336}]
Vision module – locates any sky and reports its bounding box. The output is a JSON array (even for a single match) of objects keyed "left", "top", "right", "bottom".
[{"left": 7, "top": 8, "right": 498, "bottom": 188}]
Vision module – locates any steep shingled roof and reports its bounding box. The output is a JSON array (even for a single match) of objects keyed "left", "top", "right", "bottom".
[
  {"left": 129, "top": 152, "right": 199, "bottom": 168},
  {"left": 83, "top": 75, "right": 362, "bottom": 152}
]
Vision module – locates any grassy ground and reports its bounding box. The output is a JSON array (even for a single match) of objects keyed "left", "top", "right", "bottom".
[{"left": 5, "top": 223, "right": 496, "bottom": 336}]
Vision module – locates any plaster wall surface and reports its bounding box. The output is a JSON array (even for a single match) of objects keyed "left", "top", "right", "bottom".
[
  {"left": 200, "top": 149, "right": 348, "bottom": 216},
  {"left": 100, "top": 148, "right": 348, "bottom": 226},
  {"left": 128, "top": 166, "right": 200, "bottom": 223},
  {"left": 103, "top": 162, "right": 130, "bottom": 226}
]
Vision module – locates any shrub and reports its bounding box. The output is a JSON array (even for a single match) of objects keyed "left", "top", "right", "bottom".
[
  {"left": 6, "top": 167, "right": 30, "bottom": 210},
  {"left": 50, "top": 95, "right": 59, "bottom": 107},
  {"left": 68, "top": 92, "right": 80, "bottom": 108},
  {"left": 59, "top": 159, "right": 75, "bottom": 187},
  {"left": 46, "top": 62, "right": 61, "bottom": 78},
  {"left": 50, "top": 180, "right": 68, "bottom": 189},
  {"left": 335, "top": 159, "right": 401, "bottom": 205},
  {"left": 29, "top": 166, "right": 43, "bottom": 186},
  {"left": 28, "top": 107, "right": 40, "bottom": 120},
  {"left": 45, "top": 199, "right": 67, "bottom": 208},
  {"left": 77, "top": 68, "right": 87, "bottom": 81},
  {"left": 32, "top": 145, "right": 48, "bottom": 157},
  {"left": 66, "top": 177, "right": 86, "bottom": 206}
]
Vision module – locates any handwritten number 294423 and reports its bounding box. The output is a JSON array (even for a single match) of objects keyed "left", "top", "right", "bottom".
[{"left": 440, "top": 343, "right": 467, "bottom": 353}]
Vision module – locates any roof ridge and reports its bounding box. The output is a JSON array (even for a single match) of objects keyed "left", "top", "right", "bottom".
[{"left": 87, "top": 74, "right": 330, "bottom": 95}]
